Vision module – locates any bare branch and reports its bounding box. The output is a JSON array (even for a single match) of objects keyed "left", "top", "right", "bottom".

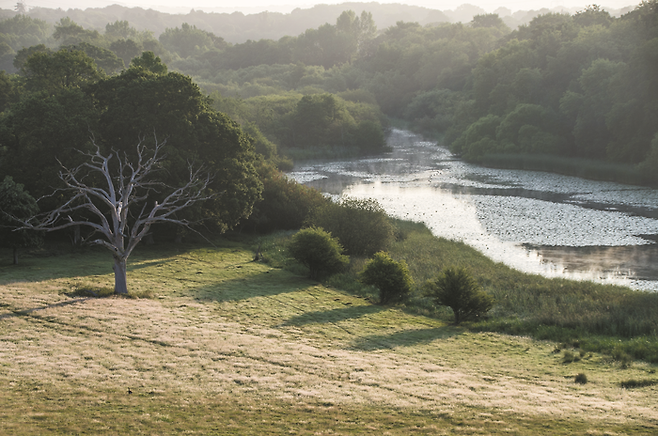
[{"left": 21, "top": 138, "right": 217, "bottom": 266}]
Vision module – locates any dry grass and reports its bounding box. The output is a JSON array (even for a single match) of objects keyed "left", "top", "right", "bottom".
[{"left": 1, "top": 242, "right": 657, "bottom": 434}]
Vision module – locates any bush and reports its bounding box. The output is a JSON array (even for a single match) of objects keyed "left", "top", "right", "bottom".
[
  {"left": 424, "top": 267, "right": 494, "bottom": 324},
  {"left": 242, "top": 164, "right": 328, "bottom": 233},
  {"left": 288, "top": 226, "right": 349, "bottom": 280},
  {"left": 574, "top": 373, "right": 588, "bottom": 384},
  {"left": 307, "top": 197, "right": 395, "bottom": 257},
  {"left": 360, "top": 251, "right": 413, "bottom": 305},
  {"left": 620, "top": 378, "right": 658, "bottom": 389}
]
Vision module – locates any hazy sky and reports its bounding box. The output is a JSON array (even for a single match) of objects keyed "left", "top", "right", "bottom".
[{"left": 8, "top": 0, "right": 638, "bottom": 14}]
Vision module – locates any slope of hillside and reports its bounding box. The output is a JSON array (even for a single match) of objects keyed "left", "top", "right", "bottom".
[{"left": 1, "top": 240, "right": 656, "bottom": 434}]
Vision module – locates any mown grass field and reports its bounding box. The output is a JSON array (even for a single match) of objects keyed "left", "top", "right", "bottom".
[{"left": 1, "top": 238, "right": 657, "bottom": 434}]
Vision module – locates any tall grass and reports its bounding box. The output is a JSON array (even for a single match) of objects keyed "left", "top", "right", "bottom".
[{"left": 259, "top": 220, "right": 658, "bottom": 363}]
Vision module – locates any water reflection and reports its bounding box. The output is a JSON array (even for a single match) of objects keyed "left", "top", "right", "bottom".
[{"left": 290, "top": 129, "right": 658, "bottom": 291}]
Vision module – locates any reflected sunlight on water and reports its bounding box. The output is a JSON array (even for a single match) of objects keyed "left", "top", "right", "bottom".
[{"left": 290, "top": 129, "right": 658, "bottom": 291}]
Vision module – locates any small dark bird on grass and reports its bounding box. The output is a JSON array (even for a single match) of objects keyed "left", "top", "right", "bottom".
[{"left": 128, "top": 388, "right": 132, "bottom": 395}]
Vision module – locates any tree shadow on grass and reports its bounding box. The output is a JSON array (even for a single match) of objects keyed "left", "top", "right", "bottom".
[
  {"left": 350, "top": 326, "right": 463, "bottom": 351},
  {"left": 0, "top": 246, "right": 192, "bottom": 285},
  {"left": 188, "top": 268, "right": 315, "bottom": 302},
  {"left": 282, "top": 305, "right": 386, "bottom": 327},
  {"left": 0, "top": 298, "right": 92, "bottom": 320}
]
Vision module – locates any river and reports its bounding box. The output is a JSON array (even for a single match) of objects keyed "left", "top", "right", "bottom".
[{"left": 289, "top": 129, "right": 658, "bottom": 292}]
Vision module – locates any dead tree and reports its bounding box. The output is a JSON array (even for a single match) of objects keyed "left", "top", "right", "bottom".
[{"left": 23, "top": 137, "right": 214, "bottom": 294}]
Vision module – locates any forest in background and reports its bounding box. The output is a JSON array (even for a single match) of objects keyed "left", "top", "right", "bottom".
[
  {"left": 1, "top": 2, "right": 633, "bottom": 44},
  {"left": 1, "top": 1, "right": 658, "bottom": 188}
]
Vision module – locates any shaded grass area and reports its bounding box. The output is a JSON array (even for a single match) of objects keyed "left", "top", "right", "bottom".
[
  {"left": 479, "top": 153, "right": 648, "bottom": 186},
  {"left": 1, "top": 238, "right": 657, "bottom": 434},
  {"left": 258, "top": 220, "right": 658, "bottom": 363}
]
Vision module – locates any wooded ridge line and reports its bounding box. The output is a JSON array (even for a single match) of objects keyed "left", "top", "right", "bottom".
[{"left": 0, "top": 2, "right": 634, "bottom": 43}]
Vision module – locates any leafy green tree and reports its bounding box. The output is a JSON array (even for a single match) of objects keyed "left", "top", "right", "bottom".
[
  {"left": 307, "top": 197, "right": 395, "bottom": 257},
  {"left": 0, "top": 88, "right": 97, "bottom": 205},
  {"left": 62, "top": 42, "right": 124, "bottom": 74},
  {"left": 0, "top": 176, "right": 41, "bottom": 265},
  {"left": 12, "top": 44, "right": 49, "bottom": 72},
  {"left": 292, "top": 93, "right": 353, "bottom": 148},
  {"left": 360, "top": 251, "right": 413, "bottom": 305},
  {"left": 130, "top": 51, "right": 167, "bottom": 74},
  {"left": 105, "top": 20, "right": 138, "bottom": 40},
  {"left": 159, "top": 23, "right": 225, "bottom": 58},
  {"left": 110, "top": 38, "right": 141, "bottom": 68},
  {"left": 351, "top": 119, "right": 385, "bottom": 154},
  {"left": 0, "top": 14, "right": 51, "bottom": 52},
  {"left": 20, "top": 48, "right": 104, "bottom": 94},
  {"left": 90, "top": 68, "right": 262, "bottom": 231},
  {"left": 0, "top": 70, "right": 20, "bottom": 112},
  {"left": 424, "top": 267, "right": 493, "bottom": 324},
  {"left": 243, "top": 164, "right": 327, "bottom": 233},
  {"left": 53, "top": 17, "right": 101, "bottom": 46},
  {"left": 288, "top": 226, "right": 349, "bottom": 280},
  {"left": 572, "top": 5, "right": 613, "bottom": 28}
]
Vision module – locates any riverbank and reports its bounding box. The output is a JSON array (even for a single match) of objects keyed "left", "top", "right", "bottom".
[
  {"left": 293, "top": 129, "right": 658, "bottom": 290},
  {"left": 259, "top": 221, "right": 658, "bottom": 364},
  {"left": 1, "top": 239, "right": 657, "bottom": 434},
  {"left": 478, "top": 153, "right": 650, "bottom": 187}
]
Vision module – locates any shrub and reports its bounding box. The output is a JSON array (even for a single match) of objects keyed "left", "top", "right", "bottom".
[
  {"left": 243, "top": 164, "right": 328, "bottom": 233},
  {"left": 288, "top": 227, "right": 349, "bottom": 280},
  {"left": 575, "top": 373, "right": 588, "bottom": 384},
  {"left": 360, "top": 251, "right": 413, "bottom": 305},
  {"left": 424, "top": 267, "right": 494, "bottom": 324},
  {"left": 620, "top": 378, "right": 658, "bottom": 389},
  {"left": 307, "top": 197, "right": 395, "bottom": 257}
]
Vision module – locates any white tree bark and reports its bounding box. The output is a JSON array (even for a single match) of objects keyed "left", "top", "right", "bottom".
[{"left": 22, "top": 137, "right": 215, "bottom": 294}]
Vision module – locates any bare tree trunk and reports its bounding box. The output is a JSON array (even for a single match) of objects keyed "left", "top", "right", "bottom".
[
  {"left": 113, "top": 257, "right": 128, "bottom": 294},
  {"left": 72, "top": 225, "right": 81, "bottom": 246}
]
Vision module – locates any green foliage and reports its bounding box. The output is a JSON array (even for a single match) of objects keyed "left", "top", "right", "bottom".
[
  {"left": 130, "top": 51, "right": 167, "bottom": 74},
  {"left": 360, "top": 251, "right": 413, "bottom": 305},
  {"left": 307, "top": 197, "right": 395, "bottom": 257},
  {"left": 90, "top": 68, "right": 263, "bottom": 231},
  {"left": 424, "top": 267, "right": 494, "bottom": 324},
  {"left": 20, "top": 48, "right": 104, "bottom": 93},
  {"left": 52, "top": 17, "right": 101, "bottom": 46},
  {"left": 288, "top": 226, "right": 349, "bottom": 280},
  {"left": 0, "top": 88, "right": 97, "bottom": 204},
  {"left": 0, "top": 70, "right": 20, "bottom": 112},
  {"left": 61, "top": 42, "right": 124, "bottom": 74},
  {"left": 242, "top": 164, "right": 328, "bottom": 233},
  {"left": 620, "top": 378, "right": 658, "bottom": 389},
  {"left": 109, "top": 38, "right": 140, "bottom": 67},
  {"left": 159, "top": 23, "right": 226, "bottom": 59},
  {"left": 0, "top": 176, "right": 42, "bottom": 264},
  {"left": 574, "top": 373, "right": 588, "bottom": 384},
  {"left": 104, "top": 20, "right": 139, "bottom": 40}
]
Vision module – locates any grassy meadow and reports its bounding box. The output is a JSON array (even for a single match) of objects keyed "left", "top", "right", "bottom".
[{"left": 1, "top": 231, "right": 657, "bottom": 434}]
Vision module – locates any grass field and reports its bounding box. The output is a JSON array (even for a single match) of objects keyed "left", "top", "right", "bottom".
[{"left": 1, "top": 239, "right": 657, "bottom": 434}]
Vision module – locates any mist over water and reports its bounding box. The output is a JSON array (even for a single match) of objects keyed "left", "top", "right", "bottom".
[{"left": 289, "top": 129, "right": 658, "bottom": 291}]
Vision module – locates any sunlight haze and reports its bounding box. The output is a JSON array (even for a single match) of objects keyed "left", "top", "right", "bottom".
[{"left": 13, "top": 0, "right": 637, "bottom": 14}]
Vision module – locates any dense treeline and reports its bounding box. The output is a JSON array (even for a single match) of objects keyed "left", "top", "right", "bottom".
[
  {"left": 448, "top": 3, "right": 658, "bottom": 180},
  {"left": 0, "top": 3, "right": 598, "bottom": 45},
  {"left": 2, "top": 0, "right": 658, "bottom": 212},
  {"left": 0, "top": 48, "right": 264, "bottom": 242}
]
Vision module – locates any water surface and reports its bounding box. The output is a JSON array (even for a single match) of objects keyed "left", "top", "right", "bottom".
[{"left": 289, "top": 130, "right": 658, "bottom": 291}]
